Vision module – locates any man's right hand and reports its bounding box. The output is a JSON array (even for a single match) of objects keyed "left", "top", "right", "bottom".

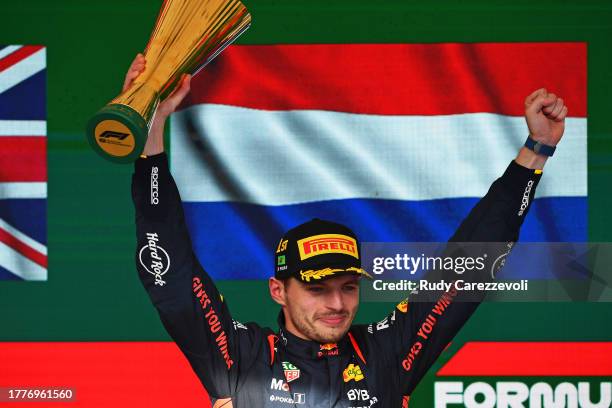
[{"left": 123, "top": 53, "right": 191, "bottom": 156}]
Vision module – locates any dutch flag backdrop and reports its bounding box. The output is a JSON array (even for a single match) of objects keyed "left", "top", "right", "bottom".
[
  {"left": 169, "top": 42, "right": 587, "bottom": 280},
  {"left": 0, "top": 45, "right": 47, "bottom": 281}
]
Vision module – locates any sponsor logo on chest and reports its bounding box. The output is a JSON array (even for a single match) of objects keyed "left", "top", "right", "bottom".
[
  {"left": 269, "top": 378, "right": 306, "bottom": 405},
  {"left": 282, "top": 361, "right": 300, "bottom": 383},
  {"left": 343, "top": 364, "right": 364, "bottom": 382},
  {"left": 269, "top": 393, "right": 305, "bottom": 405},
  {"left": 346, "top": 388, "right": 378, "bottom": 407}
]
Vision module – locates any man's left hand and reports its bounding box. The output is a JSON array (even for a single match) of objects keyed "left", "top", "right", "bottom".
[{"left": 524, "top": 88, "right": 568, "bottom": 146}]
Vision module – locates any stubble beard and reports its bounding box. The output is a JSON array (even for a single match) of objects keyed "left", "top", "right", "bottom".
[{"left": 290, "top": 309, "right": 353, "bottom": 344}]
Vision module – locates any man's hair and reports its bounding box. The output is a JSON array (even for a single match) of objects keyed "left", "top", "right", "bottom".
[{"left": 281, "top": 277, "right": 293, "bottom": 288}]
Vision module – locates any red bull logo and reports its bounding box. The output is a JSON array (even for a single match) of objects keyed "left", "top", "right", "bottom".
[
  {"left": 317, "top": 343, "right": 339, "bottom": 357},
  {"left": 320, "top": 343, "right": 337, "bottom": 351},
  {"left": 297, "top": 234, "right": 358, "bottom": 260}
]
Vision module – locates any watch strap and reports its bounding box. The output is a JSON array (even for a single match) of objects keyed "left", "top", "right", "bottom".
[{"left": 524, "top": 135, "right": 556, "bottom": 157}]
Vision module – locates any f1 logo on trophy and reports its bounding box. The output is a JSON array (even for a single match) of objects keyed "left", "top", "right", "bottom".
[{"left": 87, "top": 0, "right": 251, "bottom": 163}]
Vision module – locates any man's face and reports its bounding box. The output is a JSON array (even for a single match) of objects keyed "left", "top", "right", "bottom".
[{"left": 275, "top": 275, "right": 360, "bottom": 344}]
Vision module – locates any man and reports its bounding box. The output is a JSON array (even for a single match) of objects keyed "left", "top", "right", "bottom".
[{"left": 128, "top": 54, "right": 568, "bottom": 407}]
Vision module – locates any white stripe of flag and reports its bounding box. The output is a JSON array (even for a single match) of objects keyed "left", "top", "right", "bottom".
[
  {"left": 0, "top": 182, "right": 47, "bottom": 199},
  {"left": 171, "top": 105, "right": 587, "bottom": 205},
  {"left": 0, "top": 120, "right": 46, "bottom": 136}
]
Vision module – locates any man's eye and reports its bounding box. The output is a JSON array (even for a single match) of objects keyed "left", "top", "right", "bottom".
[
  {"left": 343, "top": 285, "right": 358, "bottom": 292},
  {"left": 307, "top": 286, "right": 324, "bottom": 293}
]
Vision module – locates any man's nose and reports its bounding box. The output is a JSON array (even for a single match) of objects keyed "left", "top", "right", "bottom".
[{"left": 325, "top": 290, "right": 345, "bottom": 311}]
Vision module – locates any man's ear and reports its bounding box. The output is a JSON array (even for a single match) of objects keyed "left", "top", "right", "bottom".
[{"left": 269, "top": 277, "right": 287, "bottom": 306}]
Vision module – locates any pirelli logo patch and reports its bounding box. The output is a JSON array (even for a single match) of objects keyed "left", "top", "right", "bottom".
[{"left": 297, "top": 234, "right": 358, "bottom": 260}]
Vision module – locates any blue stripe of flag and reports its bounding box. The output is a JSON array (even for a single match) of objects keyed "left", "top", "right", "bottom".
[{"left": 183, "top": 197, "right": 587, "bottom": 280}]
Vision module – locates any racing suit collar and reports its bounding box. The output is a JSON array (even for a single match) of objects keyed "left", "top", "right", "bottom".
[{"left": 277, "top": 312, "right": 351, "bottom": 360}]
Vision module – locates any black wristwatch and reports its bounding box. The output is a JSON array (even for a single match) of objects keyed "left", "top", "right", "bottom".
[{"left": 524, "top": 135, "right": 556, "bottom": 157}]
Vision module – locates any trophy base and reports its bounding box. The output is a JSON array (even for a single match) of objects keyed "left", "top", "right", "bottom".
[{"left": 87, "top": 104, "right": 148, "bottom": 164}]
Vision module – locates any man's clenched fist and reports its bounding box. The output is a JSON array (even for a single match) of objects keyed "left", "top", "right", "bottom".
[{"left": 524, "top": 88, "right": 568, "bottom": 147}]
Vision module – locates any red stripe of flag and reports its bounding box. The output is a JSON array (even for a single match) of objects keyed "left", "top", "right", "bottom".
[
  {"left": 0, "top": 45, "right": 44, "bottom": 73},
  {"left": 437, "top": 342, "right": 612, "bottom": 377},
  {"left": 186, "top": 43, "right": 586, "bottom": 117},
  {"left": 0, "top": 227, "right": 47, "bottom": 268},
  {"left": 0, "top": 137, "right": 46, "bottom": 182},
  {"left": 0, "top": 342, "right": 210, "bottom": 407}
]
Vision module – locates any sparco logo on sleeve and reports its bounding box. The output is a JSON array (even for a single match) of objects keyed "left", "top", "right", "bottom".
[
  {"left": 150, "top": 166, "right": 159, "bottom": 205},
  {"left": 139, "top": 232, "right": 170, "bottom": 286},
  {"left": 517, "top": 180, "right": 534, "bottom": 216}
]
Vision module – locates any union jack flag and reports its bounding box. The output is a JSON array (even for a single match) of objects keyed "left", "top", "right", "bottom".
[{"left": 0, "top": 45, "right": 47, "bottom": 280}]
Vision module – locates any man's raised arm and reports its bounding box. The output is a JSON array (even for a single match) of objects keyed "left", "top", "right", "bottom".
[
  {"left": 128, "top": 55, "right": 259, "bottom": 401},
  {"left": 357, "top": 89, "right": 568, "bottom": 397}
]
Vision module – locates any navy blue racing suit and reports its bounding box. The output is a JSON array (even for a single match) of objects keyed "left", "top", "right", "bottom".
[{"left": 133, "top": 153, "right": 541, "bottom": 407}]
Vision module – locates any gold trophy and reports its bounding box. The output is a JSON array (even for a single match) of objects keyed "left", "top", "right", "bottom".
[{"left": 87, "top": 0, "right": 251, "bottom": 163}]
